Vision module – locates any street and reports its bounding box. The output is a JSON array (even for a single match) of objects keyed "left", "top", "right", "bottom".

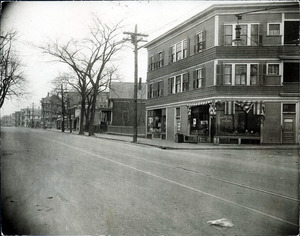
[{"left": 1, "top": 127, "right": 299, "bottom": 235}]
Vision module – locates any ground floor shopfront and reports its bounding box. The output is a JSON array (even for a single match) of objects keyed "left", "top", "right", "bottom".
[{"left": 146, "top": 99, "right": 299, "bottom": 144}]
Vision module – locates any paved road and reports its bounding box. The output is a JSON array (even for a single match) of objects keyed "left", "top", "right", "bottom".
[{"left": 1, "top": 127, "right": 299, "bottom": 235}]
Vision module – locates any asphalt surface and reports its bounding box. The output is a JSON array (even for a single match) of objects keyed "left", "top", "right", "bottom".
[{"left": 1, "top": 127, "right": 299, "bottom": 235}]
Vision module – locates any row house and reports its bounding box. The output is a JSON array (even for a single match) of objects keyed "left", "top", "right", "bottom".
[{"left": 145, "top": 2, "right": 299, "bottom": 144}]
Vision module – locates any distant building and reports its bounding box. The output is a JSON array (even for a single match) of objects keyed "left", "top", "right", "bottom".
[
  {"left": 40, "top": 93, "right": 61, "bottom": 129},
  {"left": 145, "top": 2, "right": 299, "bottom": 144},
  {"left": 107, "top": 82, "right": 147, "bottom": 135}
]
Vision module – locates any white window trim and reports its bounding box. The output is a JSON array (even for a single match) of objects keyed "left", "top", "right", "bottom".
[
  {"left": 267, "top": 62, "right": 283, "bottom": 84},
  {"left": 196, "top": 30, "right": 206, "bottom": 52},
  {"left": 196, "top": 67, "right": 204, "bottom": 88},
  {"left": 171, "top": 74, "right": 184, "bottom": 93},
  {"left": 225, "top": 63, "right": 260, "bottom": 86},
  {"left": 171, "top": 39, "right": 187, "bottom": 62},
  {"left": 267, "top": 22, "right": 282, "bottom": 36},
  {"left": 225, "top": 23, "right": 260, "bottom": 46}
]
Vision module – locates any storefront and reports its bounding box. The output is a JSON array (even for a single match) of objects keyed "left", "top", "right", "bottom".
[
  {"left": 185, "top": 100, "right": 265, "bottom": 144},
  {"left": 214, "top": 101, "right": 264, "bottom": 144},
  {"left": 147, "top": 109, "right": 166, "bottom": 139}
]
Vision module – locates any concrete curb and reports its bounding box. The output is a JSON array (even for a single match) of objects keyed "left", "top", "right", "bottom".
[{"left": 44, "top": 128, "right": 300, "bottom": 151}]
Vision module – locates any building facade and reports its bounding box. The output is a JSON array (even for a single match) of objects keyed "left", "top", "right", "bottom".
[
  {"left": 107, "top": 82, "right": 147, "bottom": 135},
  {"left": 145, "top": 2, "right": 299, "bottom": 144}
]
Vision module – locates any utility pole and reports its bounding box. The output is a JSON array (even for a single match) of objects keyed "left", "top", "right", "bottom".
[
  {"left": 61, "top": 83, "right": 65, "bottom": 132},
  {"left": 31, "top": 103, "right": 34, "bottom": 128},
  {"left": 123, "top": 25, "right": 148, "bottom": 143}
]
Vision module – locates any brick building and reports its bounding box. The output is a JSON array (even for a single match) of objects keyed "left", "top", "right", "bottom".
[{"left": 145, "top": 2, "right": 299, "bottom": 144}]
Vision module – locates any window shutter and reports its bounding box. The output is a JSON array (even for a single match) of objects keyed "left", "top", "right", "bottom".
[
  {"left": 219, "top": 24, "right": 224, "bottom": 46},
  {"left": 162, "top": 50, "right": 165, "bottom": 66},
  {"left": 202, "top": 30, "right": 206, "bottom": 49},
  {"left": 194, "top": 35, "right": 198, "bottom": 53},
  {"left": 169, "top": 47, "right": 172, "bottom": 64},
  {"left": 259, "top": 62, "right": 266, "bottom": 85},
  {"left": 193, "top": 70, "right": 197, "bottom": 89},
  {"left": 153, "top": 82, "right": 158, "bottom": 97},
  {"left": 216, "top": 62, "right": 223, "bottom": 85},
  {"left": 187, "top": 38, "right": 190, "bottom": 57},
  {"left": 258, "top": 24, "right": 263, "bottom": 46},
  {"left": 183, "top": 73, "right": 189, "bottom": 91},
  {"left": 202, "top": 67, "right": 206, "bottom": 87},
  {"left": 168, "top": 78, "right": 171, "bottom": 94},
  {"left": 148, "top": 57, "right": 151, "bottom": 71}
]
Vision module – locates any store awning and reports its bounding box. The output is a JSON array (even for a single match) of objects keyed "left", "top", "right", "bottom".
[{"left": 186, "top": 100, "right": 214, "bottom": 107}]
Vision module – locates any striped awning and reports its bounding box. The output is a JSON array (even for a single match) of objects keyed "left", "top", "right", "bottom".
[{"left": 187, "top": 100, "right": 214, "bottom": 107}]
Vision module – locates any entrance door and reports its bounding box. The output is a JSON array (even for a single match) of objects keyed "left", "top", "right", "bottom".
[{"left": 282, "top": 115, "right": 295, "bottom": 143}]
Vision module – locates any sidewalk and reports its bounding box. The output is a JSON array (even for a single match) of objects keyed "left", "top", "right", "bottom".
[{"left": 45, "top": 128, "right": 299, "bottom": 150}]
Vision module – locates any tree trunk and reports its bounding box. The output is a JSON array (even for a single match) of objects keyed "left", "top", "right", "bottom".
[
  {"left": 78, "top": 96, "right": 85, "bottom": 135},
  {"left": 88, "top": 90, "right": 98, "bottom": 136}
]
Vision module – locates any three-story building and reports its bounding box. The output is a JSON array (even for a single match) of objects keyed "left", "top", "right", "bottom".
[{"left": 145, "top": 2, "right": 299, "bottom": 144}]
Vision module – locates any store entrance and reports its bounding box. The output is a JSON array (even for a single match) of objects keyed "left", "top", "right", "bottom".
[{"left": 190, "top": 105, "right": 210, "bottom": 142}]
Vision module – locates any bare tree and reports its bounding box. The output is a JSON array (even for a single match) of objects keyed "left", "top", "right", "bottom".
[
  {"left": 0, "top": 30, "right": 28, "bottom": 108},
  {"left": 40, "top": 19, "right": 124, "bottom": 135},
  {"left": 84, "top": 19, "right": 123, "bottom": 136}
]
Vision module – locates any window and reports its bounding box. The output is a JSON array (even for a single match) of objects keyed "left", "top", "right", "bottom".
[
  {"left": 157, "top": 81, "right": 163, "bottom": 97},
  {"left": 176, "top": 42, "right": 182, "bottom": 61},
  {"left": 176, "top": 107, "right": 180, "bottom": 118},
  {"left": 225, "top": 24, "right": 259, "bottom": 46},
  {"left": 251, "top": 24, "right": 259, "bottom": 46},
  {"left": 149, "top": 56, "right": 154, "bottom": 70},
  {"left": 225, "top": 25, "right": 233, "bottom": 45},
  {"left": 283, "top": 104, "right": 296, "bottom": 113},
  {"left": 158, "top": 52, "right": 164, "bottom": 67},
  {"left": 194, "top": 68, "right": 204, "bottom": 88},
  {"left": 182, "top": 73, "right": 189, "bottom": 92},
  {"left": 250, "top": 64, "right": 258, "bottom": 85},
  {"left": 268, "top": 64, "right": 280, "bottom": 75},
  {"left": 235, "top": 65, "right": 247, "bottom": 85},
  {"left": 170, "top": 40, "right": 188, "bottom": 63},
  {"left": 175, "top": 75, "right": 181, "bottom": 93},
  {"left": 224, "top": 65, "right": 232, "bottom": 85},
  {"left": 148, "top": 84, "right": 153, "bottom": 98},
  {"left": 169, "top": 77, "right": 175, "bottom": 94},
  {"left": 196, "top": 31, "right": 206, "bottom": 52},
  {"left": 284, "top": 62, "right": 299, "bottom": 82},
  {"left": 284, "top": 21, "right": 299, "bottom": 45},
  {"left": 239, "top": 25, "right": 248, "bottom": 46},
  {"left": 268, "top": 24, "right": 280, "bottom": 36}
]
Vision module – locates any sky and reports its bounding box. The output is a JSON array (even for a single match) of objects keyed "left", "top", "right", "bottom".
[{"left": 0, "top": 1, "right": 217, "bottom": 116}]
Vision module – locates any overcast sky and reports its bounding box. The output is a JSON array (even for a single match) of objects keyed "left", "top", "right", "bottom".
[{"left": 1, "top": 1, "right": 217, "bottom": 116}]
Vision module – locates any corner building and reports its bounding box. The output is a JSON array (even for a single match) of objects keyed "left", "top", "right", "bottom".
[{"left": 145, "top": 2, "right": 299, "bottom": 144}]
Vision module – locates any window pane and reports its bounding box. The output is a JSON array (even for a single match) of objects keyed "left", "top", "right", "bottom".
[
  {"left": 250, "top": 64, "right": 258, "bottom": 85},
  {"left": 176, "top": 75, "right": 181, "bottom": 93},
  {"left": 251, "top": 24, "right": 259, "bottom": 45},
  {"left": 240, "top": 25, "right": 248, "bottom": 45},
  {"left": 283, "top": 104, "right": 295, "bottom": 113},
  {"left": 269, "top": 24, "right": 280, "bottom": 35},
  {"left": 268, "top": 64, "right": 279, "bottom": 75},
  {"left": 235, "top": 65, "right": 247, "bottom": 85},
  {"left": 225, "top": 25, "right": 233, "bottom": 45},
  {"left": 176, "top": 42, "right": 182, "bottom": 60},
  {"left": 224, "top": 65, "right": 232, "bottom": 85}
]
